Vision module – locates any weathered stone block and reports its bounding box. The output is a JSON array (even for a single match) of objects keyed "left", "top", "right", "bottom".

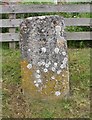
[{"left": 19, "top": 15, "right": 69, "bottom": 99}]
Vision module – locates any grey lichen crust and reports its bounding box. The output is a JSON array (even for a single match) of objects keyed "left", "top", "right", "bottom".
[{"left": 20, "top": 15, "right": 69, "bottom": 98}]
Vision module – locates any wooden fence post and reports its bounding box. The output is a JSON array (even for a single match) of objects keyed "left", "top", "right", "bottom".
[{"left": 9, "top": 3, "right": 16, "bottom": 49}]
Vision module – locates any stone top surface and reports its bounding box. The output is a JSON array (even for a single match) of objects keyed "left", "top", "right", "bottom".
[{"left": 26, "top": 15, "right": 64, "bottom": 19}]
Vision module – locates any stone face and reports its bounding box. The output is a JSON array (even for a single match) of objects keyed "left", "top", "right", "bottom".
[{"left": 19, "top": 15, "right": 69, "bottom": 99}]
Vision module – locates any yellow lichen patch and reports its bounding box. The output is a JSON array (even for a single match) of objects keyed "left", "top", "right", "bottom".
[
  {"left": 51, "top": 69, "right": 69, "bottom": 95},
  {"left": 21, "top": 61, "right": 31, "bottom": 75},
  {"left": 42, "top": 78, "right": 56, "bottom": 95},
  {"left": 21, "top": 60, "right": 39, "bottom": 97},
  {"left": 21, "top": 60, "right": 69, "bottom": 99},
  {"left": 59, "top": 69, "right": 69, "bottom": 93}
]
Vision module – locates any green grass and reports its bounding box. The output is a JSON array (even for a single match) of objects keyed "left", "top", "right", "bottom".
[{"left": 2, "top": 48, "right": 90, "bottom": 118}]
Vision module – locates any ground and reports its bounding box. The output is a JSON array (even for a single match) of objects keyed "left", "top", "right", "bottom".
[{"left": 2, "top": 47, "right": 90, "bottom": 118}]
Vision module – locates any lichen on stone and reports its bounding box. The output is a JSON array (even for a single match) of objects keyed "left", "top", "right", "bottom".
[{"left": 20, "top": 15, "right": 69, "bottom": 99}]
